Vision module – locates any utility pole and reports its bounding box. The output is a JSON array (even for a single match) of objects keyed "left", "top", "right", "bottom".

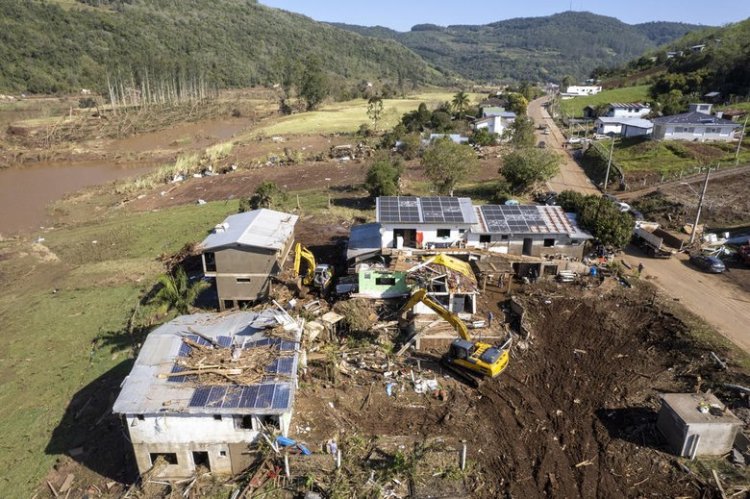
[
  {"left": 689, "top": 165, "right": 712, "bottom": 245},
  {"left": 736, "top": 115, "right": 748, "bottom": 166},
  {"left": 603, "top": 136, "right": 615, "bottom": 193}
]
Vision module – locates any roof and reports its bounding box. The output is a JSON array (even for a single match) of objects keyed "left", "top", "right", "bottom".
[
  {"left": 651, "top": 112, "right": 740, "bottom": 126},
  {"left": 596, "top": 117, "right": 654, "bottom": 128},
  {"left": 609, "top": 102, "right": 650, "bottom": 110},
  {"left": 200, "top": 209, "right": 298, "bottom": 251},
  {"left": 426, "top": 133, "right": 469, "bottom": 144},
  {"left": 472, "top": 204, "right": 591, "bottom": 238},
  {"left": 704, "top": 91, "right": 721, "bottom": 98},
  {"left": 376, "top": 196, "right": 477, "bottom": 225},
  {"left": 112, "top": 310, "right": 301, "bottom": 416},
  {"left": 661, "top": 393, "right": 742, "bottom": 426},
  {"left": 346, "top": 223, "right": 382, "bottom": 261}
]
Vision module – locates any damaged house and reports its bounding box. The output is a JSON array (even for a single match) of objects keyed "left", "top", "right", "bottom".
[
  {"left": 201, "top": 209, "right": 298, "bottom": 310},
  {"left": 112, "top": 310, "right": 301, "bottom": 478}
]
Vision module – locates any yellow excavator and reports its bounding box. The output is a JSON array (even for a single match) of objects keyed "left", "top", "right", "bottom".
[
  {"left": 400, "top": 289, "right": 510, "bottom": 380},
  {"left": 293, "top": 243, "right": 333, "bottom": 291}
]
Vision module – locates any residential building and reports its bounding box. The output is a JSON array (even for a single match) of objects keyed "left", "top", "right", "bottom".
[
  {"left": 376, "top": 196, "right": 477, "bottom": 249},
  {"left": 564, "top": 85, "right": 602, "bottom": 96},
  {"left": 651, "top": 104, "right": 740, "bottom": 142},
  {"left": 465, "top": 204, "right": 591, "bottom": 259},
  {"left": 422, "top": 134, "right": 470, "bottom": 146},
  {"left": 595, "top": 117, "right": 653, "bottom": 137},
  {"left": 201, "top": 209, "right": 298, "bottom": 310},
  {"left": 481, "top": 106, "right": 505, "bottom": 118},
  {"left": 474, "top": 115, "right": 507, "bottom": 137},
  {"left": 605, "top": 103, "right": 651, "bottom": 118},
  {"left": 112, "top": 310, "right": 301, "bottom": 478}
]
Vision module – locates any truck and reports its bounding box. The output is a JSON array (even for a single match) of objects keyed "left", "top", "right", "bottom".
[{"left": 633, "top": 223, "right": 678, "bottom": 258}]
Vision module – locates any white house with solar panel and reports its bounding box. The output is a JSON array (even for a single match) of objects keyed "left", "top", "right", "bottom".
[
  {"left": 372, "top": 197, "right": 591, "bottom": 259},
  {"left": 113, "top": 310, "right": 301, "bottom": 478}
]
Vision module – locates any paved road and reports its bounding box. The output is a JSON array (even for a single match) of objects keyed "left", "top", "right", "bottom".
[
  {"left": 622, "top": 246, "right": 750, "bottom": 354},
  {"left": 527, "top": 96, "right": 600, "bottom": 195}
]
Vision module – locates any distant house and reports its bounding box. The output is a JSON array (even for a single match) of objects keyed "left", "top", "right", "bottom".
[
  {"left": 703, "top": 91, "right": 722, "bottom": 103},
  {"left": 481, "top": 106, "right": 505, "bottom": 118},
  {"left": 474, "top": 115, "right": 507, "bottom": 137},
  {"left": 201, "top": 209, "right": 298, "bottom": 310},
  {"left": 422, "top": 133, "right": 470, "bottom": 146},
  {"left": 465, "top": 204, "right": 591, "bottom": 259},
  {"left": 651, "top": 104, "right": 740, "bottom": 142},
  {"left": 606, "top": 103, "right": 651, "bottom": 119},
  {"left": 113, "top": 310, "right": 301, "bottom": 479},
  {"left": 595, "top": 117, "right": 653, "bottom": 137},
  {"left": 563, "top": 85, "right": 602, "bottom": 97}
]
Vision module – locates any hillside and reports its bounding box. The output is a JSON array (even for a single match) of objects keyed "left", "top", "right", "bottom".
[
  {"left": 0, "top": 0, "right": 441, "bottom": 94},
  {"left": 333, "top": 12, "right": 702, "bottom": 83}
]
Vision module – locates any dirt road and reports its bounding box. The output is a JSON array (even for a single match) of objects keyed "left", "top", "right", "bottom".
[
  {"left": 527, "top": 96, "right": 599, "bottom": 195},
  {"left": 622, "top": 246, "right": 750, "bottom": 353}
]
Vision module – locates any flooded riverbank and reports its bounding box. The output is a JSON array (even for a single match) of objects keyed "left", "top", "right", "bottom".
[{"left": 0, "top": 161, "right": 153, "bottom": 235}]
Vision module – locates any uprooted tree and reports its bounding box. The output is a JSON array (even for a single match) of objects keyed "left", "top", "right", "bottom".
[
  {"left": 421, "top": 138, "right": 478, "bottom": 196},
  {"left": 150, "top": 267, "right": 209, "bottom": 315}
]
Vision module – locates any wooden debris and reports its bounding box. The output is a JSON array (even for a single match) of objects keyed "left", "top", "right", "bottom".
[
  {"left": 710, "top": 351, "right": 728, "bottom": 370},
  {"left": 47, "top": 481, "right": 59, "bottom": 498},
  {"left": 575, "top": 457, "right": 595, "bottom": 468},
  {"left": 58, "top": 474, "right": 75, "bottom": 494},
  {"left": 713, "top": 469, "right": 727, "bottom": 499}
]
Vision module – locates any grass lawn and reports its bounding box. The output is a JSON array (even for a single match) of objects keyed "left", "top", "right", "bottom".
[
  {"left": 249, "top": 91, "right": 483, "bottom": 137},
  {"left": 603, "top": 137, "right": 750, "bottom": 174},
  {"left": 560, "top": 85, "right": 651, "bottom": 118}
]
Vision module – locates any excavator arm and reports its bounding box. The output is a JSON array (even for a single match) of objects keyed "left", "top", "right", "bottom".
[
  {"left": 399, "top": 289, "right": 471, "bottom": 341},
  {"left": 293, "top": 243, "right": 316, "bottom": 286}
]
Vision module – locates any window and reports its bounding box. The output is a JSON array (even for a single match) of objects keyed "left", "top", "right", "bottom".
[
  {"left": 236, "top": 278, "right": 251, "bottom": 283},
  {"left": 219, "top": 451, "right": 227, "bottom": 457},
  {"left": 150, "top": 453, "right": 178, "bottom": 465},
  {"left": 437, "top": 229, "right": 451, "bottom": 238},
  {"left": 137, "top": 415, "right": 145, "bottom": 421},
  {"left": 375, "top": 277, "right": 397, "bottom": 286},
  {"left": 479, "top": 235, "right": 491, "bottom": 244},
  {"left": 213, "top": 415, "right": 222, "bottom": 421},
  {"left": 543, "top": 238, "right": 555, "bottom": 247},
  {"left": 501, "top": 235, "right": 509, "bottom": 241},
  {"left": 204, "top": 252, "right": 216, "bottom": 272},
  {"left": 458, "top": 229, "right": 466, "bottom": 234},
  {"left": 259, "top": 415, "right": 280, "bottom": 430},
  {"left": 236, "top": 415, "right": 253, "bottom": 430}
]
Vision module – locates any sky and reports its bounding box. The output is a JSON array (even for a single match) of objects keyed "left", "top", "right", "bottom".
[{"left": 259, "top": 0, "right": 750, "bottom": 31}]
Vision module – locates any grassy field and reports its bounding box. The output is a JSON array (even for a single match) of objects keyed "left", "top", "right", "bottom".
[
  {"left": 249, "top": 91, "right": 483, "bottom": 137},
  {"left": 600, "top": 137, "right": 750, "bottom": 174},
  {"left": 559, "top": 85, "right": 651, "bottom": 117}
]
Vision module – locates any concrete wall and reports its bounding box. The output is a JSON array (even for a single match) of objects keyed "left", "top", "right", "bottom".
[
  {"left": 475, "top": 115, "right": 505, "bottom": 135},
  {"left": 595, "top": 122, "right": 623, "bottom": 135},
  {"left": 622, "top": 125, "right": 652, "bottom": 138},
  {"left": 465, "top": 233, "right": 586, "bottom": 259},
  {"left": 657, "top": 404, "right": 741, "bottom": 457},
  {"left": 125, "top": 412, "right": 291, "bottom": 477},
  {"left": 358, "top": 270, "right": 409, "bottom": 298},
  {"left": 653, "top": 124, "right": 735, "bottom": 142},
  {"left": 380, "top": 224, "right": 470, "bottom": 249},
  {"left": 203, "top": 246, "right": 284, "bottom": 307},
  {"left": 609, "top": 107, "right": 650, "bottom": 118},
  {"left": 566, "top": 86, "right": 601, "bottom": 95}
]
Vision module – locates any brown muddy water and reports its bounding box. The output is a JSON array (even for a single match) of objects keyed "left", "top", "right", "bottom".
[{"left": 0, "top": 161, "right": 152, "bottom": 235}]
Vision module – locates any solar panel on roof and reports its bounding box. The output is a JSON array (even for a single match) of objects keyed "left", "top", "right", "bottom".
[
  {"left": 272, "top": 385, "right": 291, "bottom": 409},
  {"left": 189, "top": 387, "right": 211, "bottom": 407},
  {"left": 167, "top": 364, "right": 189, "bottom": 383},
  {"left": 239, "top": 385, "right": 259, "bottom": 408},
  {"left": 206, "top": 386, "right": 227, "bottom": 407},
  {"left": 217, "top": 336, "right": 232, "bottom": 348},
  {"left": 222, "top": 386, "right": 243, "bottom": 408},
  {"left": 256, "top": 384, "right": 275, "bottom": 409}
]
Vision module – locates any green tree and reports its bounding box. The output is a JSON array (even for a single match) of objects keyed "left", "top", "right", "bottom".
[
  {"left": 430, "top": 110, "right": 453, "bottom": 132},
  {"left": 364, "top": 153, "right": 403, "bottom": 198},
  {"left": 150, "top": 267, "right": 208, "bottom": 315},
  {"left": 300, "top": 59, "right": 329, "bottom": 111},
  {"left": 421, "top": 138, "right": 478, "bottom": 196},
  {"left": 561, "top": 75, "right": 575, "bottom": 91},
  {"left": 501, "top": 148, "right": 562, "bottom": 192},
  {"left": 506, "top": 116, "right": 536, "bottom": 148},
  {"left": 505, "top": 92, "right": 529, "bottom": 115},
  {"left": 240, "top": 181, "right": 287, "bottom": 211},
  {"left": 397, "top": 133, "right": 422, "bottom": 160},
  {"left": 367, "top": 95, "right": 384, "bottom": 131},
  {"left": 451, "top": 91, "right": 470, "bottom": 116},
  {"left": 657, "top": 89, "right": 687, "bottom": 115},
  {"left": 558, "top": 191, "right": 633, "bottom": 248}
]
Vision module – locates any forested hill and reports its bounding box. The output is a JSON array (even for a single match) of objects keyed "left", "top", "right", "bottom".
[
  {"left": 332, "top": 12, "right": 702, "bottom": 83},
  {"left": 0, "top": 0, "right": 442, "bottom": 94}
]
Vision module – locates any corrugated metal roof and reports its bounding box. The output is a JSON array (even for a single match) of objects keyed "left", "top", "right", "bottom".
[
  {"left": 610, "top": 102, "right": 650, "bottom": 110},
  {"left": 112, "top": 311, "right": 301, "bottom": 416},
  {"left": 200, "top": 209, "right": 298, "bottom": 251},
  {"left": 596, "top": 117, "right": 653, "bottom": 128},
  {"left": 347, "top": 223, "right": 382, "bottom": 261}
]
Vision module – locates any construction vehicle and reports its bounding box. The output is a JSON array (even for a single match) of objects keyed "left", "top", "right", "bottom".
[
  {"left": 293, "top": 243, "right": 333, "bottom": 291},
  {"left": 400, "top": 289, "right": 510, "bottom": 380}
]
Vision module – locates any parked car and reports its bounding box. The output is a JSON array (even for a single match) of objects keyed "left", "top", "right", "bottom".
[
  {"left": 689, "top": 254, "right": 726, "bottom": 273},
  {"left": 603, "top": 193, "right": 631, "bottom": 213}
]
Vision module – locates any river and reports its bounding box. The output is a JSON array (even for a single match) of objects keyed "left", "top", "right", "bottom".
[{"left": 0, "top": 161, "right": 153, "bottom": 235}]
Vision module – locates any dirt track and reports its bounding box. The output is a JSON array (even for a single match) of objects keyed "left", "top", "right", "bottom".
[
  {"left": 294, "top": 283, "right": 744, "bottom": 497},
  {"left": 527, "top": 97, "right": 599, "bottom": 195}
]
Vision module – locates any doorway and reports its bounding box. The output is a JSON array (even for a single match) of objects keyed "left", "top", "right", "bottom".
[
  {"left": 192, "top": 451, "right": 210, "bottom": 471},
  {"left": 522, "top": 238, "right": 533, "bottom": 256}
]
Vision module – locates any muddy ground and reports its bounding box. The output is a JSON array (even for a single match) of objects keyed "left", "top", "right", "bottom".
[{"left": 291, "top": 278, "right": 750, "bottom": 498}]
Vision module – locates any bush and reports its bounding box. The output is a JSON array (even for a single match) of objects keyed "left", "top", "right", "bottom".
[
  {"left": 471, "top": 128, "right": 497, "bottom": 146},
  {"left": 397, "top": 133, "right": 422, "bottom": 160},
  {"left": 559, "top": 190, "right": 633, "bottom": 248},
  {"left": 501, "top": 148, "right": 562, "bottom": 192},
  {"left": 364, "top": 153, "right": 403, "bottom": 198},
  {"left": 239, "top": 181, "right": 287, "bottom": 212},
  {"left": 422, "top": 138, "right": 479, "bottom": 196}
]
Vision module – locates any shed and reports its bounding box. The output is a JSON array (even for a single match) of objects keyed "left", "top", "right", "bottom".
[{"left": 657, "top": 393, "right": 743, "bottom": 457}]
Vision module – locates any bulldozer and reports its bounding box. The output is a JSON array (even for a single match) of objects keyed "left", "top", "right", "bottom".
[
  {"left": 400, "top": 289, "right": 510, "bottom": 380},
  {"left": 293, "top": 243, "right": 333, "bottom": 292}
]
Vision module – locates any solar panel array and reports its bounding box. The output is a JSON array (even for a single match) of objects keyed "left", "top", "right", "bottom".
[
  {"left": 420, "top": 197, "right": 465, "bottom": 223},
  {"left": 378, "top": 196, "right": 420, "bottom": 223},
  {"left": 480, "top": 205, "right": 548, "bottom": 233},
  {"left": 188, "top": 383, "right": 291, "bottom": 410}
]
